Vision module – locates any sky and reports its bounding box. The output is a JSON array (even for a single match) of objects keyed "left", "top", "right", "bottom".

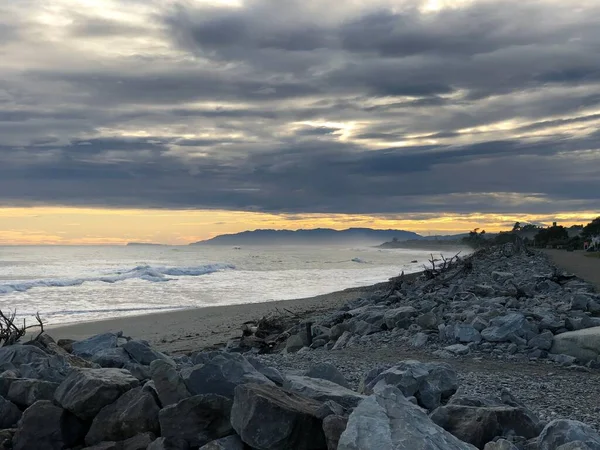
[{"left": 1, "top": 0, "right": 599, "bottom": 244}]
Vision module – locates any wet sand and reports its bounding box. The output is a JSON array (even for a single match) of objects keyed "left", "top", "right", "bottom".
[{"left": 49, "top": 282, "right": 391, "bottom": 354}]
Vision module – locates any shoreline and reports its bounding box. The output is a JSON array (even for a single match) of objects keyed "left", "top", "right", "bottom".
[{"left": 49, "top": 278, "right": 405, "bottom": 354}]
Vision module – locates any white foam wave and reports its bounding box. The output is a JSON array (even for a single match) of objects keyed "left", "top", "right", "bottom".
[{"left": 0, "top": 263, "right": 234, "bottom": 294}]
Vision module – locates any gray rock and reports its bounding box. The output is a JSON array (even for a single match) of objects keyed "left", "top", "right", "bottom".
[
  {"left": 454, "top": 324, "right": 482, "bottom": 343},
  {"left": 362, "top": 360, "right": 458, "bottom": 411},
  {"left": 123, "top": 340, "right": 173, "bottom": 366},
  {"left": 231, "top": 383, "right": 326, "bottom": 450},
  {"left": 147, "top": 437, "right": 190, "bottom": 450},
  {"left": 332, "top": 331, "right": 353, "bottom": 350},
  {"left": 538, "top": 419, "right": 600, "bottom": 450},
  {"left": 0, "top": 344, "right": 49, "bottom": 366},
  {"left": 528, "top": 330, "right": 554, "bottom": 350},
  {"left": 430, "top": 404, "right": 542, "bottom": 448},
  {"left": 18, "top": 354, "right": 73, "bottom": 382},
  {"left": 557, "top": 442, "right": 596, "bottom": 450},
  {"left": 305, "top": 362, "right": 350, "bottom": 389},
  {"left": 492, "top": 272, "right": 514, "bottom": 282},
  {"left": 550, "top": 354, "right": 578, "bottom": 365},
  {"left": 284, "top": 375, "right": 366, "bottom": 409},
  {"left": 445, "top": 344, "right": 470, "bottom": 355},
  {"left": 198, "top": 435, "right": 245, "bottom": 450},
  {"left": 247, "top": 356, "right": 285, "bottom": 385},
  {"left": 323, "top": 415, "right": 348, "bottom": 450},
  {"left": 183, "top": 353, "right": 273, "bottom": 399},
  {"left": 384, "top": 307, "right": 417, "bottom": 329},
  {"left": 349, "top": 319, "right": 380, "bottom": 336},
  {"left": 473, "top": 284, "right": 496, "bottom": 297},
  {"left": 416, "top": 312, "right": 439, "bottom": 330},
  {"left": 85, "top": 387, "right": 160, "bottom": 445},
  {"left": 330, "top": 323, "right": 350, "bottom": 341},
  {"left": 484, "top": 440, "right": 519, "bottom": 450},
  {"left": 7, "top": 378, "right": 59, "bottom": 407},
  {"left": 571, "top": 294, "right": 591, "bottom": 311},
  {"left": 159, "top": 394, "right": 233, "bottom": 447},
  {"left": 551, "top": 327, "right": 600, "bottom": 362},
  {"left": 123, "top": 363, "right": 152, "bottom": 381},
  {"left": 0, "top": 395, "right": 21, "bottom": 428},
  {"left": 540, "top": 315, "right": 566, "bottom": 333},
  {"left": 472, "top": 317, "right": 489, "bottom": 332},
  {"left": 72, "top": 332, "right": 120, "bottom": 358},
  {"left": 150, "top": 360, "right": 191, "bottom": 407},
  {"left": 411, "top": 332, "right": 429, "bottom": 348},
  {"left": 54, "top": 368, "right": 140, "bottom": 420},
  {"left": 92, "top": 348, "right": 135, "bottom": 368},
  {"left": 481, "top": 313, "right": 534, "bottom": 342},
  {"left": 286, "top": 334, "right": 305, "bottom": 353},
  {"left": 12, "top": 400, "right": 86, "bottom": 450},
  {"left": 337, "top": 387, "right": 477, "bottom": 450}
]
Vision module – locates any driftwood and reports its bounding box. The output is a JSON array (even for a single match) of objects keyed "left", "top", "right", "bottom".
[
  {"left": 0, "top": 310, "right": 44, "bottom": 347},
  {"left": 234, "top": 310, "right": 303, "bottom": 353}
]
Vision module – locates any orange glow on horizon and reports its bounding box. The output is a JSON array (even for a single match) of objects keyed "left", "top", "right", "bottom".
[{"left": 0, "top": 207, "right": 597, "bottom": 245}]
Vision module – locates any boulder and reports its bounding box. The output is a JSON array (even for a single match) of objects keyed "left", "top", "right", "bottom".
[
  {"left": 147, "top": 437, "right": 189, "bottom": 450},
  {"left": 246, "top": 356, "right": 285, "bottom": 385},
  {"left": 384, "top": 307, "right": 417, "bottom": 329},
  {"left": 551, "top": 327, "right": 600, "bottom": 362},
  {"left": 85, "top": 387, "right": 160, "bottom": 445},
  {"left": 83, "top": 432, "right": 157, "bottom": 450},
  {"left": 361, "top": 360, "right": 458, "bottom": 411},
  {"left": 72, "top": 332, "right": 120, "bottom": 358},
  {"left": 12, "top": 400, "right": 86, "bottom": 450},
  {"left": 528, "top": 330, "right": 554, "bottom": 351},
  {"left": 36, "top": 334, "right": 97, "bottom": 368},
  {"left": 411, "top": 332, "right": 429, "bottom": 348},
  {"left": 150, "top": 360, "right": 191, "bottom": 407},
  {"left": 416, "top": 312, "right": 439, "bottom": 330},
  {"left": 570, "top": 294, "right": 591, "bottom": 311},
  {"left": 556, "top": 443, "right": 597, "bottom": 450},
  {"left": 0, "top": 395, "right": 21, "bottom": 428},
  {"left": 454, "top": 325, "right": 482, "bottom": 343},
  {"left": 323, "top": 415, "right": 347, "bottom": 450},
  {"left": 7, "top": 378, "right": 59, "bottom": 407},
  {"left": 54, "top": 368, "right": 140, "bottom": 420},
  {"left": 332, "top": 331, "right": 353, "bottom": 350},
  {"left": 445, "top": 344, "right": 470, "bottom": 355},
  {"left": 183, "top": 353, "right": 273, "bottom": 399},
  {"left": 538, "top": 419, "right": 600, "bottom": 450},
  {"left": 0, "top": 344, "right": 48, "bottom": 366},
  {"left": 337, "top": 387, "right": 476, "bottom": 450},
  {"left": 481, "top": 313, "right": 535, "bottom": 342},
  {"left": 198, "top": 436, "right": 245, "bottom": 450},
  {"left": 286, "top": 334, "right": 305, "bottom": 353},
  {"left": 231, "top": 383, "right": 327, "bottom": 450},
  {"left": 284, "top": 375, "right": 365, "bottom": 409},
  {"left": 430, "top": 404, "right": 542, "bottom": 448},
  {"left": 18, "top": 353, "right": 73, "bottom": 382},
  {"left": 92, "top": 348, "right": 135, "bottom": 368},
  {"left": 349, "top": 319, "right": 380, "bottom": 336},
  {"left": 305, "top": 363, "right": 350, "bottom": 389},
  {"left": 484, "top": 440, "right": 519, "bottom": 450},
  {"left": 492, "top": 272, "right": 514, "bottom": 282},
  {"left": 123, "top": 340, "right": 172, "bottom": 366},
  {"left": 159, "top": 394, "right": 233, "bottom": 447}
]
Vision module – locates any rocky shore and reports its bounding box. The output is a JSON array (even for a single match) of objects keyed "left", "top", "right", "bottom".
[{"left": 2, "top": 243, "right": 600, "bottom": 449}]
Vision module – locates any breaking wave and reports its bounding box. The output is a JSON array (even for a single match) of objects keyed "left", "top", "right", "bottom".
[{"left": 0, "top": 263, "right": 235, "bottom": 294}]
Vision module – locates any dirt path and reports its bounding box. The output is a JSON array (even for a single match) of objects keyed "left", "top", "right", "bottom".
[{"left": 543, "top": 249, "right": 600, "bottom": 291}]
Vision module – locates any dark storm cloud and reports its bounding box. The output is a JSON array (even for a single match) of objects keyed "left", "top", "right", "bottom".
[{"left": 1, "top": 0, "right": 600, "bottom": 215}]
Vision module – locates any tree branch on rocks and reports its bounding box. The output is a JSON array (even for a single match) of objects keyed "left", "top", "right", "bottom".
[{"left": 0, "top": 310, "right": 44, "bottom": 347}]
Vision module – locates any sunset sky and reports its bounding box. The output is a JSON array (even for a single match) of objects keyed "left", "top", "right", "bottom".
[{"left": 1, "top": 0, "right": 599, "bottom": 244}]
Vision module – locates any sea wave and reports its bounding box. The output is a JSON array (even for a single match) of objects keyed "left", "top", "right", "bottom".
[{"left": 0, "top": 263, "right": 234, "bottom": 294}]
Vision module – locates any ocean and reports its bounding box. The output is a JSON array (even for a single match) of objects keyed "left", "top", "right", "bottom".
[{"left": 0, "top": 244, "right": 467, "bottom": 326}]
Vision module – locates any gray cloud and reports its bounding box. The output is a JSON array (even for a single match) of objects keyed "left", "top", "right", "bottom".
[{"left": 0, "top": 0, "right": 599, "bottom": 216}]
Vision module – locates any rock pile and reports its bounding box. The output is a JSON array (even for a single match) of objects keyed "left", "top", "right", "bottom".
[
  {"left": 1, "top": 328, "right": 600, "bottom": 449},
  {"left": 274, "top": 245, "right": 600, "bottom": 368}
]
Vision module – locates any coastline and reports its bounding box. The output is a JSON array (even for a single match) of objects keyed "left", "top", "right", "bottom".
[{"left": 49, "top": 277, "right": 408, "bottom": 354}]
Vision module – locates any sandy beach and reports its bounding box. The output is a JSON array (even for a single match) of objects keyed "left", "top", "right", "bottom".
[
  {"left": 49, "top": 281, "right": 392, "bottom": 354},
  {"left": 543, "top": 249, "right": 600, "bottom": 290}
]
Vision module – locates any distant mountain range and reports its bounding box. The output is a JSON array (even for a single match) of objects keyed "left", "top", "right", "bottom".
[{"left": 190, "top": 228, "right": 465, "bottom": 246}]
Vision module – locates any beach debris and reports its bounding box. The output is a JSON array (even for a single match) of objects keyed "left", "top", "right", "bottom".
[{"left": 0, "top": 310, "right": 44, "bottom": 347}]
